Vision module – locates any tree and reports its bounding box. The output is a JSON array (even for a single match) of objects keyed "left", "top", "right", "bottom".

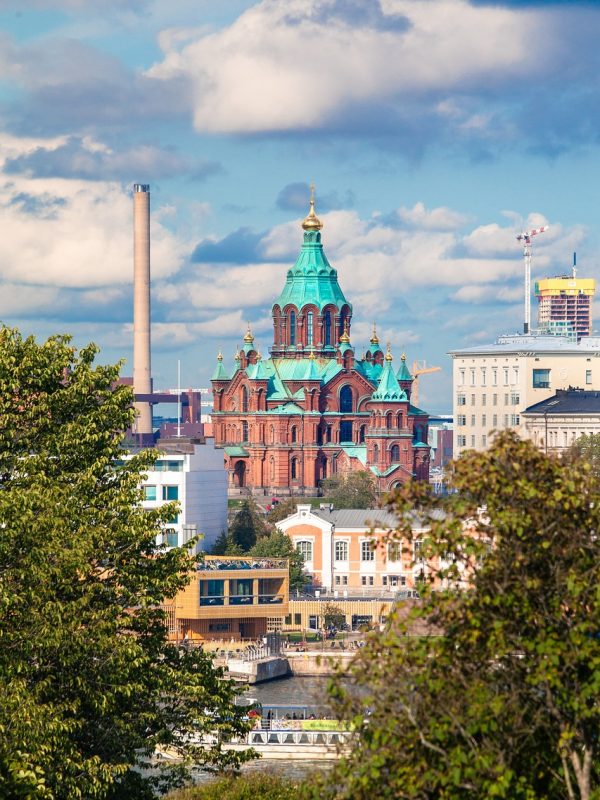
[
  {"left": 266, "top": 498, "right": 298, "bottom": 525},
  {"left": 564, "top": 432, "right": 600, "bottom": 480},
  {"left": 248, "top": 529, "right": 307, "bottom": 592},
  {"left": 165, "top": 770, "right": 304, "bottom": 799},
  {"left": 0, "top": 328, "right": 253, "bottom": 800},
  {"left": 321, "top": 470, "right": 377, "bottom": 509},
  {"left": 320, "top": 432, "right": 600, "bottom": 800},
  {"left": 228, "top": 499, "right": 269, "bottom": 551},
  {"left": 211, "top": 530, "right": 244, "bottom": 556},
  {"left": 322, "top": 602, "right": 345, "bottom": 630}
]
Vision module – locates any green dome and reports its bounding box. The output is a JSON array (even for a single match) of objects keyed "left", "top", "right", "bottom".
[{"left": 274, "top": 230, "right": 350, "bottom": 312}]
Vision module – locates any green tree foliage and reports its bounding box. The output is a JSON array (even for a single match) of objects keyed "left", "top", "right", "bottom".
[
  {"left": 320, "top": 432, "right": 600, "bottom": 800},
  {"left": 248, "top": 529, "right": 306, "bottom": 592},
  {"left": 564, "top": 431, "right": 600, "bottom": 479},
  {"left": 266, "top": 498, "right": 297, "bottom": 525},
  {"left": 322, "top": 602, "right": 345, "bottom": 629},
  {"left": 321, "top": 471, "right": 377, "bottom": 509},
  {"left": 165, "top": 771, "right": 303, "bottom": 799},
  {"left": 0, "top": 329, "right": 253, "bottom": 800},
  {"left": 228, "top": 499, "right": 269, "bottom": 551},
  {"left": 211, "top": 530, "right": 244, "bottom": 556}
]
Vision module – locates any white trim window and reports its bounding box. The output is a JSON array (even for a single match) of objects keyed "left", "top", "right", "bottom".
[
  {"left": 361, "top": 540, "right": 375, "bottom": 562},
  {"left": 296, "top": 540, "right": 313, "bottom": 562},
  {"left": 334, "top": 540, "right": 349, "bottom": 562}
]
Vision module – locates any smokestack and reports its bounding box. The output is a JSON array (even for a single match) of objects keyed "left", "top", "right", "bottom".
[{"left": 133, "top": 183, "right": 153, "bottom": 435}]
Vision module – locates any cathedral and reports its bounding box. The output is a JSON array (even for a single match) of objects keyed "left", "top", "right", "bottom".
[{"left": 211, "top": 191, "right": 430, "bottom": 495}]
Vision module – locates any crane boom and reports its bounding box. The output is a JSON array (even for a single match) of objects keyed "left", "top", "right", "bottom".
[
  {"left": 516, "top": 225, "right": 548, "bottom": 334},
  {"left": 411, "top": 361, "right": 441, "bottom": 407}
]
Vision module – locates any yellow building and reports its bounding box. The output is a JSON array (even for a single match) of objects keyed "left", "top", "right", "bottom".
[
  {"left": 535, "top": 275, "right": 595, "bottom": 338},
  {"left": 163, "top": 556, "right": 289, "bottom": 643}
]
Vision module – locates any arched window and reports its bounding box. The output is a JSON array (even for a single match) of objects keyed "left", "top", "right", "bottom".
[
  {"left": 359, "top": 425, "right": 366, "bottom": 443},
  {"left": 290, "top": 310, "right": 296, "bottom": 345},
  {"left": 373, "top": 444, "right": 379, "bottom": 463},
  {"left": 291, "top": 457, "right": 298, "bottom": 480},
  {"left": 340, "top": 421, "right": 353, "bottom": 442},
  {"left": 291, "top": 425, "right": 297, "bottom": 443},
  {"left": 324, "top": 310, "right": 332, "bottom": 346},
  {"left": 397, "top": 412, "right": 402, "bottom": 429},
  {"left": 340, "top": 385, "right": 353, "bottom": 413},
  {"left": 391, "top": 444, "right": 400, "bottom": 462},
  {"left": 270, "top": 425, "right": 275, "bottom": 444},
  {"left": 270, "top": 456, "right": 275, "bottom": 481},
  {"left": 386, "top": 412, "right": 393, "bottom": 429},
  {"left": 242, "top": 421, "right": 249, "bottom": 442},
  {"left": 307, "top": 311, "right": 314, "bottom": 346},
  {"left": 241, "top": 385, "right": 249, "bottom": 413}
]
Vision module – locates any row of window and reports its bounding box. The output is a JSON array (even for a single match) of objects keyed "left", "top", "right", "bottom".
[
  {"left": 458, "top": 368, "right": 593, "bottom": 394},
  {"left": 457, "top": 392, "right": 520, "bottom": 407},
  {"left": 457, "top": 414, "right": 520, "bottom": 428},
  {"left": 143, "top": 485, "right": 179, "bottom": 501},
  {"left": 281, "top": 309, "right": 347, "bottom": 347},
  {"left": 298, "top": 540, "right": 416, "bottom": 563},
  {"left": 459, "top": 366, "right": 519, "bottom": 387}
]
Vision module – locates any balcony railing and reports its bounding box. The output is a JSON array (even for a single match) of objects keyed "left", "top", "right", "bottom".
[
  {"left": 199, "top": 594, "right": 285, "bottom": 607},
  {"left": 258, "top": 594, "right": 284, "bottom": 604},
  {"left": 200, "top": 596, "right": 225, "bottom": 606},
  {"left": 199, "top": 557, "right": 288, "bottom": 572}
]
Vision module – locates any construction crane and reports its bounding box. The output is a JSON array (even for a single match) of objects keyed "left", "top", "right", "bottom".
[
  {"left": 516, "top": 225, "right": 548, "bottom": 334},
  {"left": 411, "top": 360, "right": 441, "bottom": 407}
]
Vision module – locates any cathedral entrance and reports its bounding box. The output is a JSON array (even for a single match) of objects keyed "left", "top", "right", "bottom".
[{"left": 233, "top": 460, "right": 247, "bottom": 488}]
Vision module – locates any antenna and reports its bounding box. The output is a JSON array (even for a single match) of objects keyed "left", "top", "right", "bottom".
[
  {"left": 177, "top": 359, "right": 181, "bottom": 438},
  {"left": 516, "top": 225, "right": 548, "bottom": 334}
]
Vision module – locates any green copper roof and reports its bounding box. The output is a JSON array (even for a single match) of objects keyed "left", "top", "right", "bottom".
[
  {"left": 371, "top": 359, "right": 407, "bottom": 402},
  {"left": 224, "top": 446, "right": 249, "bottom": 457},
  {"left": 246, "top": 359, "right": 268, "bottom": 380},
  {"left": 211, "top": 357, "right": 229, "bottom": 380},
  {"left": 340, "top": 444, "right": 367, "bottom": 465},
  {"left": 397, "top": 358, "right": 412, "bottom": 381},
  {"left": 270, "top": 402, "right": 305, "bottom": 415},
  {"left": 274, "top": 230, "right": 350, "bottom": 312},
  {"left": 408, "top": 403, "right": 428, "bottom": 416}
]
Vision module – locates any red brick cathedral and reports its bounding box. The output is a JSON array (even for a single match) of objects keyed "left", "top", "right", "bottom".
[{"left": 211, "top": 193, "right": 430, "bottom": 495}]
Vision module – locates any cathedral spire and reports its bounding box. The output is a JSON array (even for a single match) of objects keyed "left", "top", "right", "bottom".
[{"left": 302, "top": 182, "right": 323, "bottom": 231}]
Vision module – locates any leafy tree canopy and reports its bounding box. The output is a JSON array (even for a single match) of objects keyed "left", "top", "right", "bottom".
[
  {"left": 248, "top": 529, "right": 306, "bottom": 592},
  {"left": 0, "top": 328, "right": 253, "bottom": 800},
  {"left": 228, "top": 498, "right": 269, "bottom": 551},
  {"left": 165, "top": 770, "right": 303, "bottom": 799},
  {"left": 321, "top": 432, "right": 600, "bottom": 800},
  {"left": 564, "top": 431, "right": 600, "bottom": 479},
  {"left": 321, "top": 602, "right": 345, "bottom": 629},
  {"left": 266, "top": 498, "right": 298, "bottom": 525},
  {"left": 321, "top": 471, "right": 377, "bottom": 509}
]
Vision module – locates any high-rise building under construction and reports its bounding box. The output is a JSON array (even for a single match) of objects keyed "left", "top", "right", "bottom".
[{"left": 535, "top": 264, "right": 595, "bottom": 338}]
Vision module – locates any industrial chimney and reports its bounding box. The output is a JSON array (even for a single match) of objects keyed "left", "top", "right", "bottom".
[{"left": 133, "top": 184, "right": 153, "bottom": 435}]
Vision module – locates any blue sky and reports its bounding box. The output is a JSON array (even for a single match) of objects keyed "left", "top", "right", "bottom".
[{"left": 1, "top": 0, "right": 600, "bottom": 413}]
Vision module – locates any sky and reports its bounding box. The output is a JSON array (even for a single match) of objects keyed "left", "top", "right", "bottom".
[{"left": 1, "top": 0, "right": 600, "bottom": 414}]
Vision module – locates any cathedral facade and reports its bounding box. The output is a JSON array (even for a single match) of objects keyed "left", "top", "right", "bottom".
[{"left": 211, "top": 195, "right": 430, "bottom": 495}]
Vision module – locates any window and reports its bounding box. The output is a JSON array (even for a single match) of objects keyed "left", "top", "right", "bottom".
[
  {"left": 241, "top": 385, "right": 249, "bottom": 412},
  {"left": 294, "top": 613, "right": 302, "bottom": 626},
  {"left": 414, "top": 540, "right": 423, "bottom": 559},
  {"left": 504, "top": 394, "right": 509, "bottom": 405},
  {"left": 289, "top": 310, "right": 296, "bottom": 345},
  {"left": 481, "top": 368, "right": 486, "bottom": 386},
  {"left": 340, "top": 421, "right": 353, "bottom": 442},
  {"left": 388, "top": 542, "right": 401, "bottom": 561},
  {"left": 513, "top": 367, "right": 519, "bottom": 384},
  {"left": 335, "top": 540, "right": 349, "bottom": 561},
  {"left": 511, "top": 414, "right": 520, "bottom": 426},
  {"left": 533, "top": 369, "right": 550, "bottom": 389},
  {"left": 471, "top": 435, "right": 476, "bottom": 447},
  {"left": 296, "top": 540, "right": 313, "bottom": 561},
  {"left": 482, "top": 393, "right": 486, "bottom": 406},
  {"left": 510, "top": 392, "right": 520, "bottom": 405},
  {"left": 470, "top": 368, "right": 476, "bottom": 386},
  {"left": 324, "top": 310, "right": 332, "bottom": 346},
  {"left": 471, "top": 415, "right": 476, "bottom": 426},
  {"left": 457, "top": 393, "right": 466, "bottom": 406},
  {"left": 291, "top": 426, "right": 297, "bottom": 443},
  {"left": 493, "top": 394, "right": 498, "bottom": 406},
  {"left": 361, "top": 576, "right": 374, "bottom": 586},
  {"left": 242, "top": 420, "right": 249, "bottom": 442},
  {"left": 503, "top": 367, "right": 509, "bottom": 386},
  {"left": 457, "top": 414, "right": 466, "bottom": 426},
  {"left": 482, "top": 414, "right": 487, "bottom": 426},
  {"left": 290, "top": 457, "right": 298, "bottom": 480},
  {"left": 492, "top": 368, "right": 498, "bottom": 386},
  {"left": 359, "top": 425, "right": 366, "bottom": 443},
  {"left": 482, "top": 434, "right": 487, "bottom": 447},
  {"left": 340, "top": 385, "right": 353, "bottom": 413},
  {"left": 586, "top": 369, "right": 592, "bottom": 385},
  {"left": 162, "top": 485, "right": 178, "bottom": 501},
  {"left": 361, "top": 541, "right": 375, "bottom": 561},
  {"left": 336, "top": 575, "right": 348, "bottom": 585},
  {"left": 471, "top": 394, "right": 476, "bottom": 406},
  {"left": 457, "top": 435, "right": 466, "bottom": 447},
  {"left": 163, "top": 529, "right": 178, "bottom": 548},
  {"left": 307, "top": 311, "right": 314, "bottom": 346},
  {"left": 143, "top": 485, "right": 157, "bottom": 501},
  {"left": 459, "top": 369, "right": 465, "bottom": 386},
  {"left": 493, "top": 414, "right": 498, "bottom": 427},
  {"left": 390, "top": 444, "right": 400, "bottom": 461},
  {"left": 504, "top": 414, "right": 509, "bottom": 426}
]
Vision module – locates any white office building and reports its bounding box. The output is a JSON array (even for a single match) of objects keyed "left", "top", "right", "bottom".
[
  {"left": 449, "top": 334, "right": 600, "bottom": 455},
  {"left": 133, "top": 436, "right": 227, "bottom": 552}
]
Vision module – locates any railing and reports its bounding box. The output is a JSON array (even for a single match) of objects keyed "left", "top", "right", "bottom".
[
  {"left": 247, "top": 730, "right": 351, "bottom": 747},
  {"left": 229, "top": 595, "right": 254, "bottom": 606},
  {"left": 258, "top": 594, "right": 284, "bottom": 604},
  {"left": 200, "top": 596, "right": 225, "bottom": 606},
  {"left": 199, "top": 557, "right": 288, "bottom": 572},
  {"left": 200, "top": 594, "right": 285, "bottom": 607}
]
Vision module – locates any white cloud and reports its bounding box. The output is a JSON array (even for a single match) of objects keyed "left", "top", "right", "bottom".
[
  {"left": 397, "top": 202, "right": 469, "bottom": 231},
  {"left": 148, "top": 0, "right": 545, "bottom": 134}
]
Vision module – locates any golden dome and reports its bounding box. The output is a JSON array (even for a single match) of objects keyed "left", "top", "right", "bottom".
[
  {"left": 401, "top": 352, "right": 407, "bottom": 362},
  {"left": 234, "top": 349, "right": 240, "bottom": 361},
  {"left": 385, "top": 342, "right": 393, "bottom": 362},
  {"left": 302, "top": 182, "right": 323, "bottom": 231},
  {"left": 339, "top": 319, "right": 351, "bottom": 344},
  {"left": 217, "top": 351, "right": 223, "bottom": 362},
  {"left": 243, "top": 324, "right": 254, "bottom": 344},
  {"left": 370, "top": 323, "right": 380, "bottom": 345}
]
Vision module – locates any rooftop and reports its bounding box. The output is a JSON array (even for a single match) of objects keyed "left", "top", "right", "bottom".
[
  {"left": 449, "top": 333, "right": 600, "bottom": 356},
  {"left": 523, "top": 388, "right": 600, "bottom": 415}
]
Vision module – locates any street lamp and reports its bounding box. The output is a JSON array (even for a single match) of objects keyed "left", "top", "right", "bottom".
[{"left": 330, "top": 523, "right": 335, "bottom": 596}]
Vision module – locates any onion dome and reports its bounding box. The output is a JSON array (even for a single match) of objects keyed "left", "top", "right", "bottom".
[
  {"left": 302, "top": 183, "right": 323, "bottom": 231},
  {"left": 211, "top": 350, "right": 229, "bottom": 380},
  {"left": 339, "top": 319, "right": 351, "bottom": 344},
  {"left": 397, "top": 353, "right": 413, "bottom": 382},
  {"left": 385, "top": 342, "right": 393, "bottom": 361},
  {"left": 370, "top": 323, "right": 380, "bottom": 345},
  {"left": 243, "top": 325, "right": 254, "bottom": 344}
]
